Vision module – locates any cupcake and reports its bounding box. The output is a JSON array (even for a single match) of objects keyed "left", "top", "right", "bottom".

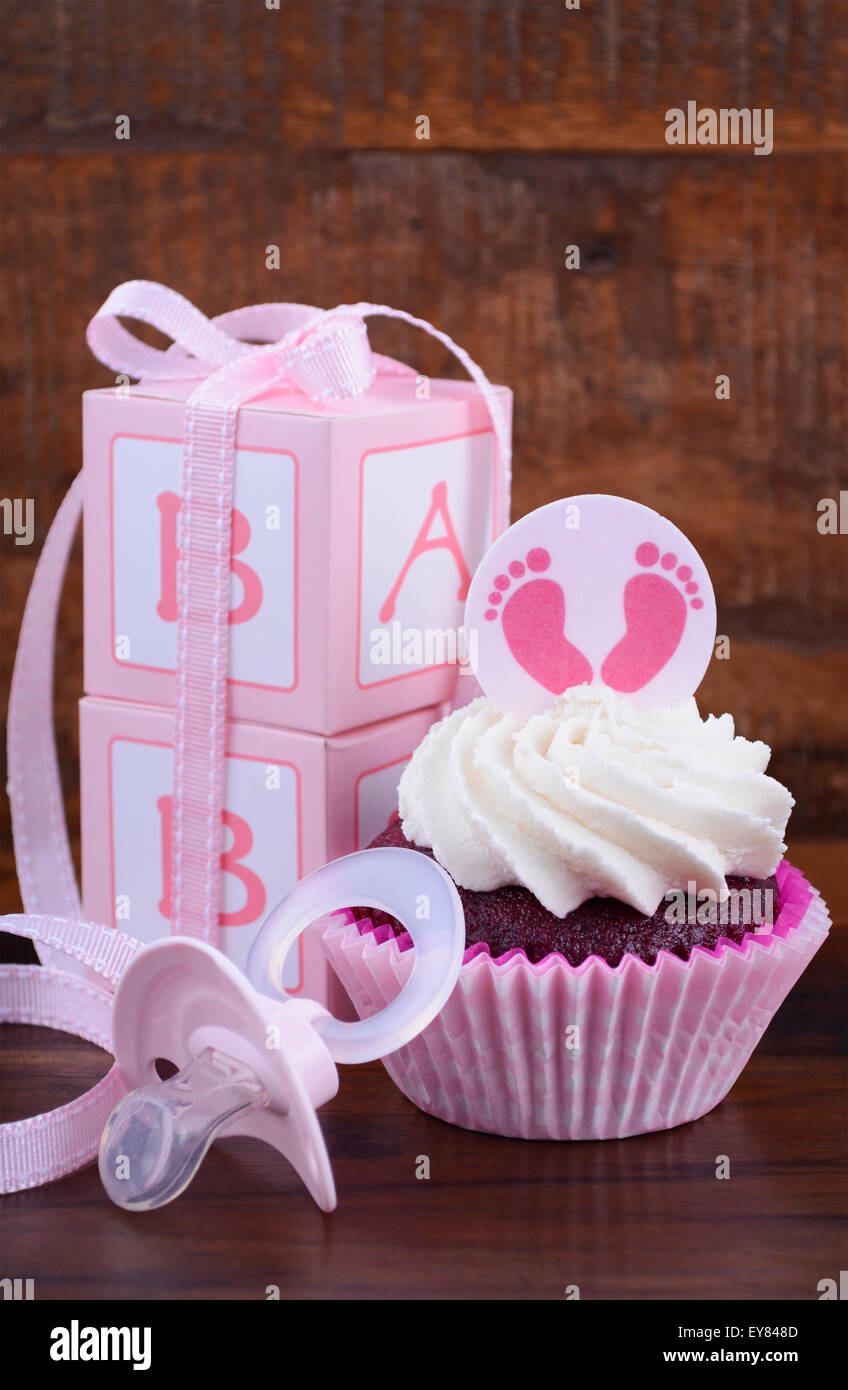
[{"left": 318, "top": 498, "right": 831, "bottom": 1140}]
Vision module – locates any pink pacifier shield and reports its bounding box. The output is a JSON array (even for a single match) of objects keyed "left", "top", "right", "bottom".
[
  {"left": 465, "top": 494, "right": 717, "bottom": 716},
  {"left": 99, "top": 849, "right": 466, "bottom": 1214}
]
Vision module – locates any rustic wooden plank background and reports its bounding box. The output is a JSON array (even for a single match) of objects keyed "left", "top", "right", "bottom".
[{"left": 0, "top": 0, "right": 846, "bottom": 921}]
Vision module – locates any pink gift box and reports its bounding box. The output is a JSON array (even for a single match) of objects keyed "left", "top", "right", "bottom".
[
  {"left": 83, "top": 376, "right": 511, "bottom": 735},
  {"left": 79, "top": 694, "right": 440, "bottom": 1009}
]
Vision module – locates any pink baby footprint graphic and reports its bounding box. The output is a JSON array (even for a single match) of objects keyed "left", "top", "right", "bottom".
[
  {"left": 484, "top": 548, "right": 593, "bottom": 695},
  {"left": 601, "top": 542, "right": 703, "bottom": 694}
]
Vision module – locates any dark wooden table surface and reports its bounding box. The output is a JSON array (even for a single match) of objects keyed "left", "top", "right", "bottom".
[{"left": 2, "top": 839, "right": 844, "bottom": 1301}]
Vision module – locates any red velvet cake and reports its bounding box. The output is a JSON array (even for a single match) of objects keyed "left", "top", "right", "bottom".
[{"left": 354, "top": 816, "right": 780, "bottom": 968}]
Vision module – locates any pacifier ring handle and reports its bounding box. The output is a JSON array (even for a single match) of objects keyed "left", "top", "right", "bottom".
[{"left": 247, "top": 848, "right": 465, "bottom": 1065}]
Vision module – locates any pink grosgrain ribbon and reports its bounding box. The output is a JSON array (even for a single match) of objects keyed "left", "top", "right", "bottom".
[
  {"left": 0, "top": 914, "right": 144, "bottom": 1193},
  {"left": 1, "top": 283, "right": 509, "bottom": 1190}
]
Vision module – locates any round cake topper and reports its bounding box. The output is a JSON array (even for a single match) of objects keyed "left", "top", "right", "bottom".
[{"left": 465, "top": 494, "right": 717, "bottom": 717}]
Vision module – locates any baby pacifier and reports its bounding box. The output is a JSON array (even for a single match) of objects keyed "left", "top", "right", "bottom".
[{"left": 98, "top": 848, "right": 464, "bottom": 1213}]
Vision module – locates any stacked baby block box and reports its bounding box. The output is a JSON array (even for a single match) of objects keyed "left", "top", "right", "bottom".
[{"left": 80, "top": 370, "right": 511, "bottom": 1007}]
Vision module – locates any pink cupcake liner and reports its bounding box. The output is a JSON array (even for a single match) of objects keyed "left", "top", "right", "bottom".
[{"left": 317, "top": 862, "right": 830, "bottom": 1140}]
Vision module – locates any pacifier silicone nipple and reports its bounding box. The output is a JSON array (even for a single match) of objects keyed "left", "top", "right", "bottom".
[
  {"left": 99, "top": 848, "right": 464, "bottom": 1213},
  {"left": 99, "top": 1048, "right": 266, "bottom": 1212}
]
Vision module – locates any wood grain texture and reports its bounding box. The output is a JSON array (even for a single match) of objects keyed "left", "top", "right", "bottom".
[
  {"left": 2, "top": 0, "right": 847, "bottom": 152},
  {"left": 1, "top": 146, "right": 846, "bottom": 836},
  {"left": 0, "top": 911, "right": 844, "bottom": 1300},
  {"left": 0, "top": 6, "right": 845, "bottom": 852}
]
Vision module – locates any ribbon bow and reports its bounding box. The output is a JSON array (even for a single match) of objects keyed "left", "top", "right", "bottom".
[{"left": 86, "top": 281, "right": 416, "bottom": 401}]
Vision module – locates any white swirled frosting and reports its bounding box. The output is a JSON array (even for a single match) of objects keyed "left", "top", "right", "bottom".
[{"left": 398, "top": 687, "right": 793, "bottom": 918}]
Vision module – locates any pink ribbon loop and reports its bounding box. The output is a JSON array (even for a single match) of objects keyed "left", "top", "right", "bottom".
[
  {"left": 0, "top": 914, "right": 145, "bottom": 1193},
  {"left": 86, "top": 280, "right": 384, "bottom": 402}
]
